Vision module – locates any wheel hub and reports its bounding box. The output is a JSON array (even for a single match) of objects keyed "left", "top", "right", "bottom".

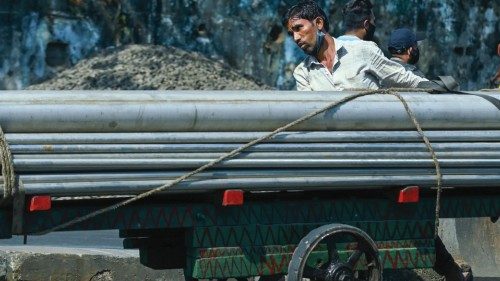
[{"left": 326, "top": 263, "right": 354, "bottom": 281}]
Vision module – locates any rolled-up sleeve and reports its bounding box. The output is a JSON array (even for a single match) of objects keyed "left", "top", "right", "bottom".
[
  {"left": 293, "top": 65, "right": 312, "bottom": 91},
  {"left": 368, "top": 46, "right": 428, "bottom": 88}
]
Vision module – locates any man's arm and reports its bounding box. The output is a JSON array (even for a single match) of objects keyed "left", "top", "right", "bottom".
[{"left": 368, "top": 45, "right": 428, "bottom": 88}]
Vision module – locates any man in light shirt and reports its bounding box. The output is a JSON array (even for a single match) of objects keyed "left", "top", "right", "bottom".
[
  {"left": 282, "top": 1, "right": 341, "bottom": 91},
  {"left": 284, "top": 0, "right": 428, "bottom": 91}
]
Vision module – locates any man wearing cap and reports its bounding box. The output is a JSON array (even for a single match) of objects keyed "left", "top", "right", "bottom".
[{"left": 388, "top": 28, "right": 426, "bottom": 78}]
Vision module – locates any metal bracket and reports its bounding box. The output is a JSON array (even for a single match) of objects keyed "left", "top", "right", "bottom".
[{"left": 11, "top": 179, "right": 25, "bottom": 235}]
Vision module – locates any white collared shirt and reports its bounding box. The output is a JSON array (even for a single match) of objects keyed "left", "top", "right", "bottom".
[{"left": 293, "top": 35, "right": 428, "bottom": 91}]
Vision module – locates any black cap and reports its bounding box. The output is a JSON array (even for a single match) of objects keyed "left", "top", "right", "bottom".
[{"left": 388, "top": 28, "right": 425, "bottom": 51}]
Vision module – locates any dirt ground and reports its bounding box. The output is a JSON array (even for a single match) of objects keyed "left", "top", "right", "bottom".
[{"left": 29, "top": 44, "right": 270, "bottom": 90}]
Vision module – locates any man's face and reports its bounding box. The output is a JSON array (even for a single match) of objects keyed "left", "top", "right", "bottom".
[{"left": 287, "top": 18, "right": 319, "bottom": 55}]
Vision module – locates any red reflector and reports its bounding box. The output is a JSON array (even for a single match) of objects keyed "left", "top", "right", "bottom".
[
  {"left": 398, "top": 186, "right": 420, "bottom": 203},
  {"left": 29, "top": 196, "right": 52, "bottom": 212},
  {"left": 222, "top": 190, "right": 244, "bottom": 206}
]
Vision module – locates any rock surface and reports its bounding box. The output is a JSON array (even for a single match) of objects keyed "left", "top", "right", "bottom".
[
  {"left": 0, "top": 246, "right": 184, "bottom": 281},
  {"left": 28, "top": 44, "right": 269, "bottom": 90}
]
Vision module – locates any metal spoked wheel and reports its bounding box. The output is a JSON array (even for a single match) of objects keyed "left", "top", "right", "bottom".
[{"left": 287, "top": 224, "right": 382, "bottom": 281}]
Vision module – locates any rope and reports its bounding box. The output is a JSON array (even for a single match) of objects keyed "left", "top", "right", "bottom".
[
  {"left": 0, "top": 125, "right": 16, "bottom": 200},
  {"left": 388, "top": 91, "right": 443, "bottom": 237},
  {"left": 35, "top": 88, "right": 443, "bottom": 236}
]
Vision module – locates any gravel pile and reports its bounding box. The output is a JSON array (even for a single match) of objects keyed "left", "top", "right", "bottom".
[{"left": 29, "top": 44, "right": 269, "bottom": 90}]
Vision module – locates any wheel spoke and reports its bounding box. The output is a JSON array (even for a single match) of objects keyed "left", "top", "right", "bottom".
[
  {"left": 303, "top": 265, "right": 327, "bottom": 280},
  {"left": 326, "top": 238, "right": 340, "bottom": 263},
  {"left": 347, "top": 250, "right": 363, "bottom": 268}
]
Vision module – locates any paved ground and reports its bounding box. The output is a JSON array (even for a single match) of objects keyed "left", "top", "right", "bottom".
[{"left": 0, "top": 228, "right": 498, "bottom": 280}]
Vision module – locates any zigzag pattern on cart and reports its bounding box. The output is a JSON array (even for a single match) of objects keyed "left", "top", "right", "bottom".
[
  {"left": 382, "top": 247, "right": 435, "bottom": 269},
  {"left": 188, "top": 220, "right": 434, "bottom": 248},
  {"left": 24, "top": 196, "right": 497, "bottom": 233},
  {"left": 440, "top": 197, "right": 499, "bottom": 217},
  {"left": 193, "top": 239, "right": 435, "bottom": 258},
  {"left": 27, "top": 200, "right": 389, "bottom": 231},
  {"left": 191, "top": 247, "right": 435, "bottom": 278}
]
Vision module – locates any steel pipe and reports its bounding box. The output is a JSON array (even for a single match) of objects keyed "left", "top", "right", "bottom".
[
  {"left": 20, "top": 174, "right": 500, "bottom": 196},
  {"left": 13, "top": 151, "right": 500, "bottom": 159},
  {"left": 6, "top": 168, "right": 499, "bottom": 183},
  {"left": 10, "top": 143, "right": 500, "bottom": 154},
  {"left": 0, "top": 91, "right": 500, "bottom": 132},
  {"left": 6, "top": 131, "right": 500, "bottom": 144},
  {"left": 1, "top": 90, "right": 499, "bottom": 198},
  {"left": 12, "top": 158, "right": 500, "bottom": 172}
]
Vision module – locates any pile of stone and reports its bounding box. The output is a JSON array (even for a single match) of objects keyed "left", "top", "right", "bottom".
[{"left": 29, "top": 45, "right": 269, "bottom": 90}]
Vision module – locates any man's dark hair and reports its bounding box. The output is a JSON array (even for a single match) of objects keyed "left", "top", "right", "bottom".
[
  {"left": 282, "top": 1, "right": 330, "bottom": 31},
  {"left": 342, "top": 0, "right": 373, "bottom": 31}
]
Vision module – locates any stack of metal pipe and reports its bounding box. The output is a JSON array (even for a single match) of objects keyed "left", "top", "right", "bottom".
[{"left": 2, "top": 91, "right": 500, "bottom": 197}]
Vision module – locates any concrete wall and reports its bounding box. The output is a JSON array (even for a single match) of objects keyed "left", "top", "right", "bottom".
[{"left": 440, "top": 218, "right": 500, "bottom": 278}]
